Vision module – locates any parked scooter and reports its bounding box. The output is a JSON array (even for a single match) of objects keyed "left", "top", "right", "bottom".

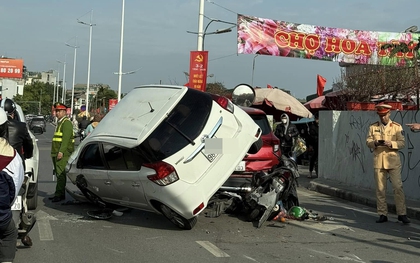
[
  {"left": 221, "top": 154, "right": 300, "bottom": 228},
  {"left": 11, "top": 171, "right": 36, "bottom": 246}
]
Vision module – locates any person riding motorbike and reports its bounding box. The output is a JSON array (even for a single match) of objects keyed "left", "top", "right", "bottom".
[
  {"left": 275, "top": 113, "right": 299, "bottom": 159},
  {"left": 0, "top": 98, "right": 34, "bottom": 165},
  {"left": 78, "top": 116, "right": 90, "bottom": 141}
]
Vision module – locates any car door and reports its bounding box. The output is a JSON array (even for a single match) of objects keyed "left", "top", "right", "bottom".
[
  {"left": 102, "top": 143, "right": 149, "bottom": 209},
  {"left": 77, "top": 143, "right": 120, "bottom": 202}
]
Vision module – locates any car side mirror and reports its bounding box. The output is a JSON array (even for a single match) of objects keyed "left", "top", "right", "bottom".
[
  {"left": 231, "top": 84, "right": 255, "bottom": 107},
  {"left": 32, "top": 126, "right": 44, "bottom": 135}
]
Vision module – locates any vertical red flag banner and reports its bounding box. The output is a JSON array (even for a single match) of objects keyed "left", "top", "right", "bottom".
[
  {"left": 188, "top": 51, "right": 209, "bottom": 92},
  {"left": 267, "top": 84, "right": 273, "bottom": 89},
  {"left": 109, "top": 99, "right": 118, "bottom": 111},
  {"left": 317, "top": 75, "right": 327, "bottom": 97}
]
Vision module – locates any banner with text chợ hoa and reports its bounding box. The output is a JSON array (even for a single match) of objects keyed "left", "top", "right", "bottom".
[
  {"left": 188, "top": 51, "right": 208, "bottom": 92},
  {"left": 237, "top": 14, "right": 420, "bottom": 66}
]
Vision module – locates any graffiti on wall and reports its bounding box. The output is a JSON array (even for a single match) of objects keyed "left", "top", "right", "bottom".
[{"left": 339, "top": 111, "right": 420, "bottom": 190}]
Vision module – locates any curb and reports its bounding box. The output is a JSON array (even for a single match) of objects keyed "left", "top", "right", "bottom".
[{"left": 308, "top": 180, "right": 420, "bottom": 221}]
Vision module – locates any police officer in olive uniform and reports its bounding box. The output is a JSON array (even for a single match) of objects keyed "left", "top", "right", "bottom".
[
  {"left": 49, "top": 103, "right": 74, "bottom": 202},
  {"left": 366, "top": 103, "right": 410, "bottom": 224}
]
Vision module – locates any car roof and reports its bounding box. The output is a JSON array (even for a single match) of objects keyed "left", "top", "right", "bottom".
[{"left": 88, "top": 85, "right": 187, "bottom": 148}]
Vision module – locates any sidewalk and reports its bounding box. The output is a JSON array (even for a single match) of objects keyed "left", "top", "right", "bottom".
[{"left": 297, "top": 165, "right": 420, "bottom": 221}]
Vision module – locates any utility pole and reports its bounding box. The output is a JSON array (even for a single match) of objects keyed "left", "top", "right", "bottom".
[{"left": 197, "top": 0, "right": 205, "bottom": 51}]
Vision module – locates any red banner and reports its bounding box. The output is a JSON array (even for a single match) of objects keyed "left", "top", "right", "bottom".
[
  {"left": 0, "top": 59, "right": 23, "bottom": 79},
  {"left": 188, "top": 51, "right": 208, "bottom": 92},
  {"left": 109, "top": 99, "right": 118, "bottom": 111}
]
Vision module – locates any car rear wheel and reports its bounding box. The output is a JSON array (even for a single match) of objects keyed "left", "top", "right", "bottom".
[
  {"left": 27, "top": 183, "right": 38, "bottom": 210},
  {"left": 160, "top": 204, "right": 197, "bottom": 230}
]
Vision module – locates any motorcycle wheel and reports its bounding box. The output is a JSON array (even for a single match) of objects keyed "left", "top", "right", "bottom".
[
  {"left": 160, "top": 204, "right": 197, "bottom": 230},
  {"left": 27, "top": 183, "right": 38, "bottom": 210},
  {"left": 247, "top": 208, "right": 261, "bottom": 222}
]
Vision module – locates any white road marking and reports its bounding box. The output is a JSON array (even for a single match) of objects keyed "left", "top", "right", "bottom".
[
  {"left": 36, "top": 210, "right": 58, "bottom": 241},
  {"left": 243, "top": 255, "right": 260, "bottom": 262},
  {"left": 306, "top": 248, "right": 366, "bottom": 263},
  {"left": 196, "top": 241, "right": 230, "bottom": 257}
]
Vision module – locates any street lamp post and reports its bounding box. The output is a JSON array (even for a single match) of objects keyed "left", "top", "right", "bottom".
[
  {"left": 57, "top": 56, "right": 67, "bottom": 104},
  {"left": 117, "top": 0, "right": 125, "bottom": 102},
  {"left": 251, "top": 54, "right": 259, "bottom": 87},
  {"left": 66, "top": 37, "right": 79, "bottom": 116},
  {"left": 187, "top": 18, "right": 236, "bottom": 51},
  {"left": 78, "top": 10, "right": 96, "bottom": 116}
]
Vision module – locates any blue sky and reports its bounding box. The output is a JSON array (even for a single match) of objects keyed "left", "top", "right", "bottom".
[{"left": 1, "top": 0, "right": 420, "bottom": 99}]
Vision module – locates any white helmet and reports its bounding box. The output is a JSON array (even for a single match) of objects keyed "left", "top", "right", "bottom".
[{"left": 0, "top": 107, "right": 7, "bottom": 125}]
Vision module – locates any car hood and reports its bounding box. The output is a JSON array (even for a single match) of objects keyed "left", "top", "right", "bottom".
[{"left": 86, "top": 85, "right": 187, "bottom": 148}]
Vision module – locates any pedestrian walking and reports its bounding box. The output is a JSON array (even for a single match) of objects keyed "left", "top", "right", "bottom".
[
  {"left": 307, "top": 113, "right": 319, "bottom": 178},
  {"left": 85, "top": 114, "right": 102, "bottom": 136},
  {"left": 275, "top": 113, "right": 299, "bottom": 159},
  {"left": 49, "top": 103, "right": 74, "bottom": 202},
  {"left": 366, "top": 103, "right": 410, "bottom": 224}
]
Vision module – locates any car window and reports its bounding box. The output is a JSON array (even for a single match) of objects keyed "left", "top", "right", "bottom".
[
  {"left": 136, "top": 88, "right": 212, "bottom": 163},
  {"left": 250, "top": 114, "right": 271, "bottom": 135},
  {"left": 78, "top": 143, "right": 105, "bottom": 169},
  {"left": 103, "top": 143, "right": 140, "bottom": 171}
]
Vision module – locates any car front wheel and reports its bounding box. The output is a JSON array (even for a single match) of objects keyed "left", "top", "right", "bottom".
[{"left": 160, "top": 204, "right": 197, "bottom": 230}]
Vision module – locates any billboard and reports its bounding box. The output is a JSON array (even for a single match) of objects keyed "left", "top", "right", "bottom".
[
  {"left": 237, "top": 14, "right": 420, "bottom": 66},
  {"left": 0, "top": 59, "right": 24, "bottom": 78}
]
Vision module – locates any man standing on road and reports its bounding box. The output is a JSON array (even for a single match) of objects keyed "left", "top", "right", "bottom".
[
  {"left": 366, "top": 103, "right": 410, "bottom": 224},
  {"left": 49, "top": 103, "right": 74, "bottom": 202}
]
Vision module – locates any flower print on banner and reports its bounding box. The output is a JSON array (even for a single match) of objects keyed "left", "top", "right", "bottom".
[
  {"left": 237, "top": 14, "right": 420, "bottom": 66},
  {"left": 237, "top": 15, "right": 280, "bottom": 56}
]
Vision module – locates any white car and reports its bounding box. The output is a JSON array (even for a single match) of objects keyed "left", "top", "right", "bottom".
[
  {"left": 14, "top": 104, "right": 40, "bottom": 210},
  {"left": 66, "top": 85, "right": 262, "bottom": 229}
]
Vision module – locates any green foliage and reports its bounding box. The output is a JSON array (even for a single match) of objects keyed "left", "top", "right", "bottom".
[
  {"left": 13, "top": 81, "right": 55, "bottom": 115},
  {"left": 91, "top": 84, "right": 118, "bottom": 113},
  {"left": 206, "top": 82, "right": 232, "bottom": 97}
]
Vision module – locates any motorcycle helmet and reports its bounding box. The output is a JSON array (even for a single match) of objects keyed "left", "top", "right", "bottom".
[
  {"left": 288, "top": 206, "right": 307, "bottom": 220},
  {"left": 0, "top": 98, "right": 16, "bottom": 115}
]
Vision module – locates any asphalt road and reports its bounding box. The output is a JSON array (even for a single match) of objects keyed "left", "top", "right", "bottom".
[{"left": 13, "top": 124, "right": 420, "bottom": 263}]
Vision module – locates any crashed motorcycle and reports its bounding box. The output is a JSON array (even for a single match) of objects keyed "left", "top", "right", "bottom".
[
  {"left": 11, "top": 171, "right": 36, "bottom": 247},
  {"left": 219, "top": 154, "right": 300, "bottom": 228}
]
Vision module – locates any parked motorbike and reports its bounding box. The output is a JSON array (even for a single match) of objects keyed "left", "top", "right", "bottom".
[
  {"left": 223, "top": 154, "right": 300, "bottom": 228},
  {"left": 11, "top": 171, "right": 36, "bottom": 247}
]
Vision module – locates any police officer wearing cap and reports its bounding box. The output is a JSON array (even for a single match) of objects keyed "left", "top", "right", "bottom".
[
  {"left": 49, "top": 103, "right": 74, "bottom": 202},
  {"left": 366, "top": 103, "right": 410, "bottom": 224}
]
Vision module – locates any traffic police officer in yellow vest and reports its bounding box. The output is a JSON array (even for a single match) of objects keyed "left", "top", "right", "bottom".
[
  {"left": 366, "top": 103, "right": 410, "bottom": 224},
  {"left": 49, "top": 103, "right": 74, "bottom": 202}
]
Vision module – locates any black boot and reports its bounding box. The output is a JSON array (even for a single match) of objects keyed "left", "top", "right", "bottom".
[
  {"left": 398, "top": 215, "right": 410, "bottom": 224},
  {"left": 376, "top": 215, "right": 388, "bottom": 223}
]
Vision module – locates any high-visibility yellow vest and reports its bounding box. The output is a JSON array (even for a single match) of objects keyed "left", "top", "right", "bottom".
[{"left": 51, "top": 117, "right": 75, "bottom": 156}]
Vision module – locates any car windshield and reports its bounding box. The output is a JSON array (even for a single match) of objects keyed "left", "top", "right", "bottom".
[
  {"left": 135, "top": 88, "right": 212, "bottom": 163},
  {"left": 250, "top": 114, "right": 271, "bottom": 135}
]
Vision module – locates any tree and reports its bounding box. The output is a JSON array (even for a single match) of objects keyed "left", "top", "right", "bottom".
[
  {"left": 14, "top": 81, "right": 54, "bottom": 115},
  {"left": 206, "top": 82, "right": 232, "bottom": 98},
  {"left": 91, "top": 84, "right": 117, "bottom": 114}
]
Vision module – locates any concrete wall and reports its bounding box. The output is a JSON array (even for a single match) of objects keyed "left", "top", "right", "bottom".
[{"left": 319, "top": 110, "right": 420, "bottom": 201}]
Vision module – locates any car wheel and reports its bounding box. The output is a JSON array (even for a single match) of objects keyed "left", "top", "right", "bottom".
[
  {"left": 160, "top": 204, "right": 197, "bottom": 230},
  {"left": 247, "top": 136, "right": 263, "bottom": 154},
  {"left": 27, "top": 183, "right": 38, "bottom": 210}
]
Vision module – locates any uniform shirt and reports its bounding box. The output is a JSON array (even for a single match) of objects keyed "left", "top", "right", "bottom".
[
  {"left": 51, "top": 117, "right": 75, "bottom": 157},
  {"left": 366, "top": 120, "right": 405, "bottom": 169}
]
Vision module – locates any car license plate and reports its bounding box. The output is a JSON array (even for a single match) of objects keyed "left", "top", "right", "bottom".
[
  {"left": 235, "top": 161, "right": 246, "bottom": 171},
  {"left": 11, "top": 196, "right": 22, "bottom": 211}
]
